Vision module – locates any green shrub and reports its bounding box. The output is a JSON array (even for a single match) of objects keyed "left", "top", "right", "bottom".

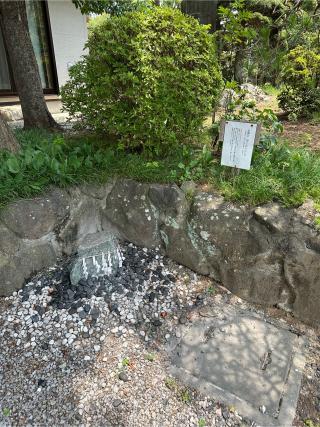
[
  {"left": 278, "top": 86, "right": 320, "bottom": 119},
  {"left": 262, "top": 83, "right": 279, "bottom": 96},
  {"left": 280, "top": 46, "right": 320, "bottom": 88},
  {"left": 278, "top": 46, "right": 320, "bottom": 118},
  {"left": 61, "top": 7, "right": 222, "bottom": 153}
]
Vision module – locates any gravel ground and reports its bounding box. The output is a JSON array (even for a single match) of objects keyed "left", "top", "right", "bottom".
[{"left": 0, "top": 243, "right": 319, "bottom": 426}]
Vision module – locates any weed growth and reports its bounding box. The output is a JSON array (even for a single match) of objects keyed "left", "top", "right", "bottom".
[
  {"left": 164, "top": 377, "right": 178, "bottom": 391},
  {"left": 121, "top": 357, "right": 130, "bottom": 367},
  {"left": 262, "top": 83, "right": 280, "bottom": 97},
  {"left": 145, "top": 353, "right": 156, "bottom": 362},
  {"left": 180, "top": 388, "right": 192, "bottom": 404},
  {"left": 2, "top": 408, "right": 11, "bottom": 417}
]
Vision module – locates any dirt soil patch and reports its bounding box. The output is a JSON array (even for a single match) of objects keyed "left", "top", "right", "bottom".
[
  {"left": 257, "top": 94, "right": 320, "bottom": 151},
  {"left": 281, "top": 120, "right": 320, "bottom": 151}
]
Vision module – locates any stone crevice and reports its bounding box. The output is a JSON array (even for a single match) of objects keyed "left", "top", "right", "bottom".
[
  {"left": 252, "top": 210, "right": 282, "bottom": 234},
  {"left": 282, "top": 258, "right": 297, "bottom": 311}
]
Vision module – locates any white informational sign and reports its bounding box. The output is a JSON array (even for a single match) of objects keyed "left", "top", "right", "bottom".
[{"left": 221, "top": 121, "right": 258, "bottom": 170}]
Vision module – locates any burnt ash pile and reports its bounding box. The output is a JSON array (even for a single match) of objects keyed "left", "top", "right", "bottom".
[
  {"left": 48, "top": 245, "right": 176, "bottom": 314},
  {"left": 7, "top": 242, "right": 202, "bottom": 349}
]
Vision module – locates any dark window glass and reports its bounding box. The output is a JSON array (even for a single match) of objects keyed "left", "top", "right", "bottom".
[
  {"left": 26, "top": 0, "right": 55, "bottom": 90},
  {"left": 0, "top": 1, "right": 56, "bottom": 93},
  {"left": 0, "top": 28, "right": 11, "bottom": 90}
]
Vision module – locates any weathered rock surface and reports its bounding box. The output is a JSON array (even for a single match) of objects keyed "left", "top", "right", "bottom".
[
  {"left": 0, "top": 236, "right": 58, "bottom": 296},
  {"left": 240, "top": 83, "right": 269, "bottom": 102},
  {"left": 0, "top": 178, "right": 319, "bottom": 325},
  {"left": 103, "top": 179, "right": 161, "bottom": 248},
  {"left": 219, "top": 84, "right": 268, "bottom": 108}
]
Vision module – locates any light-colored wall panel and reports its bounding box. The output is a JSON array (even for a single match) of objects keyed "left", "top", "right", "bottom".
[{"left": 47, "top": 0, "right": 88, "bottom": 88}]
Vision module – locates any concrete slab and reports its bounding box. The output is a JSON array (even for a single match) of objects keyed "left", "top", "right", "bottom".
[
  {"left": 169, "top": 305, "right": 306, "bottom": 426},
  {"left": 0, "top": 99, "right": 64, "bottom": 121}
]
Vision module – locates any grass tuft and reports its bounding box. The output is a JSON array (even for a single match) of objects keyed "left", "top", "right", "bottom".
[
  {"left": 210, "top": 142, "right": 320, "bottom": 206},
  {"left": 262, "top": 83, "right": 280, "bottom": 97}
]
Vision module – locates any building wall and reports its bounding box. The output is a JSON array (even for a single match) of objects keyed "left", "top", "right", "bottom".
[
  {"left": 47, "top": 0, "right": 88, "bottom": 88},
  {"left": 181, "top": 0, "right": 218, "bottom": 32}
]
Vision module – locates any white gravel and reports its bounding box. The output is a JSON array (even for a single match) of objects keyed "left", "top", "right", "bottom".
[{"left": 0, "top": 243, "right": 318, "bottom": 426}]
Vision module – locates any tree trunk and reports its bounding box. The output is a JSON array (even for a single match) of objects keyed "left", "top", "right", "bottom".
[
  {"left": 234, "top": 49, "right": 245, "bottom": 84},
  {"left": 0, "top": 115, "right": 20, "bottom": 152},
  {"left": 0, "top": 1, "right": 60, "bottom": 130}
]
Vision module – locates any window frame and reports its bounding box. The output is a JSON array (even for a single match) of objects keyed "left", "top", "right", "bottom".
[{"left": 0, "top": 0, "right": 59, "bottom": 97}]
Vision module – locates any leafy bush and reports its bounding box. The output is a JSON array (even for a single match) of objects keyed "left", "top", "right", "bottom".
[
  {"left": 278, "top": 46, "right": 320, "bottom": 118},
  {"left": 278, "top": 86, "right": 320, "bottom": 119},
  {"left": 280, "top": 46, "right": 320, "bottom": 88},
  {"left": 61, "top": 7, "right": 222, "bottom": 153}
]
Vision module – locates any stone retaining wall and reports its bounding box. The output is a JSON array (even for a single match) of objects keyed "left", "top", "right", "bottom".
[{"left": 0, "top": 179, "right": 319, "bottom": 325}]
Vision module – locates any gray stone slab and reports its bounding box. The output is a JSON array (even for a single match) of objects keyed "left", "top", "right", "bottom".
[
  {"left": 169, "top": 306, "right": 306, "bottom": 426},
  {"left": 70, "top": 232, "right": 121, "bottom": 285}
]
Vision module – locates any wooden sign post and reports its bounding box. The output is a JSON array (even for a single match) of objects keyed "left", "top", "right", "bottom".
[{"left": 219, "top": 120, "right": 261, "bottom": 171}]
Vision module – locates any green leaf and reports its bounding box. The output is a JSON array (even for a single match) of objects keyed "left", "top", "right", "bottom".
[
  {"left": 50, "top": 159, "right": 61, "bottom": 174},
  {"left": 29, "top": 183, "right": 42, "bottom": 191},
  {"left": 32, "top": 152, "right": 46, "bottom": 171},
  {"left": 6, "top": 157, "right": 20, "bottom": 174},
  {"left": 2, "top": 407, "right": 11, "bottom": 417}
]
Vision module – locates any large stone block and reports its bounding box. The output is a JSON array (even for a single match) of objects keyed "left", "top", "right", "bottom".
[
  {"left": 147, "top": 184, "right": 215, "bottom": 275},
  {"left": 253, "top": 203, "right": 293, "bottom": 234},
  {"left": 79, "top": 181, "right": 115, "bottom": 200},
  {"left": 0, "top": 236, "right": 58, "bottom": 296},
  {"left": 0, "top": 254, "right": 25, "bottom": 297},
  {"left": 185, "top": 194, "right": 296, "bottom": 308},
  {"left": 0, "top": 198, "right": 57, "bottom": 240},
  {"left": 160, "top": 223, "right": 215, "bottom": 276},
  {"left": 0, "top": 222, "right": 21, "bottom": 256},
  {"left": 0, "top": 188, "right": 70, "bottom": 240},
  {"left": 283, "top": 204, "right": 320, "bottom": 325},
  {"left": 148, "top": 183, "right": 188, "bottom": 218},
  {"left": 220, "top": 252, "right": 288, "bottom": 306},
  {"left": 284, "top": 245, "right": 320, "bottom": 325},
  {"left": 104, "top": 179, "right": 161, "bottom": 248}
]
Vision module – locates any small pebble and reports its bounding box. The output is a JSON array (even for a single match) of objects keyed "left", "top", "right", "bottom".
[
  {"left": 113, "top": 399, "right": 122, "bottom": 408},
  {"left": 119, "top": 372, "right": 129, "bottom": 382}
]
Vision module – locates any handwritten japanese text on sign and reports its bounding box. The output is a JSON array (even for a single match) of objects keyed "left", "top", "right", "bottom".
[{"left": 221, "top": 121, "right": 258, "bottom": 170}]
